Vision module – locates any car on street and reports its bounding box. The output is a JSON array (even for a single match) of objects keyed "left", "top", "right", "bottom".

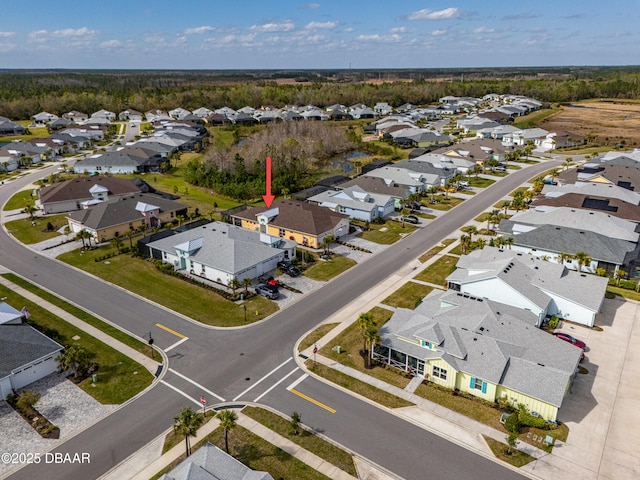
[
  {"left": 401, "top": 215, "right": 419, "bottom": 225},
  {"left": 255, "top": 283, "right": 280, "bottom": 300},
  {"left": 277, "top": 261, "right": 301, "bottom": 277}
]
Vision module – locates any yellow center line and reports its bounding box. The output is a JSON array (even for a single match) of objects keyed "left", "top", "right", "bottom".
[
  {"left": 289, "top": 389, "right": 336, "bottom": 413},
  {"left": 155, "top": 323, "right": 186, "bottom": 339}
]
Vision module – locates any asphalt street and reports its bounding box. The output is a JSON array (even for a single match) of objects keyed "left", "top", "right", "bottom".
[{"left": 2, "top": 160, "right": 558, "bottom": 479}]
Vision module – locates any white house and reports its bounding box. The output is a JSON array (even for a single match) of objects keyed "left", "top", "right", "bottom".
[
  {"left": 447, "top": 247, "right": 608, "bottom": 327},
  {"left": 146, "top": 222, "right": 296, "bottom": 285},
  {"left": 307, "top": 186, "right": 395, "bottom": 221},
  {"left": 0, "top": 303, "right": 64, "bottom": 399}
]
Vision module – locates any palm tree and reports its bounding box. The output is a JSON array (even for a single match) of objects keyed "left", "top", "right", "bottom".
[
  {"left": 558, "top": 252, "right": 573, "bottom": 266},
  {"left": 356, "top": 312, "right": 376, "bottom": 367},
  {"left": 242, "top": 277, "right": 252, "bottom": 294},
  {"left": 23, "top": 204, "right": 37, "bottom": 220},
  {"left": 494, "top": 236, "right": 506, "bottom": 249},
  {"left": 173, "top": 407, "right": 203, "bottom": 457},
  {"left": 111, "top": 236, "right": 123, "bottom": 254},
  {"left": 487, "top": 209, "right": 501, "bottom": 232},
  {"left": 321, "top": 234, "right": 335, "bottom": 255},
  {"left": 504, "top": 237, "right": 514, "bottom": 250},
  {"left": 125, "top": 229, "right": 136, "bottom": 249},
  {"left": 573, "top": 251, "right": 592, "bottom": 273},
  {"left": 460, "top": 234, "right": 471, "bottom": 255},
  {"left": 563, "top": 157, "right": 573, "bottom": 171},
  {"left": 76, "top": 229, "right": 93, "bottom": 249},
  {"left": 501, "top": 200, "right": 511, "bottom": 217},
  {"left": 427, "top": 186, "right": 438, "bottom": 203},
  {"left": 217, "top": 409, "right": 238, "bottom": 454},
  {"left": 363, "top": 324, "right": 381, "bottom": 369},
  {"left": 465, "top": 225, "right": 478, "bottom": 242},
  {"left": 227, "top": 277, "right": 240, "bottom": 296},
  {"left": 474, "top": 237, "right": 486, "bottom": 250},
  {"left": 281, "top": 187, "right": 290, "bottom": 199},
  {"left": 56, "top": 344, "right": 92, "bottom": 379},
  {"left": 614, "top": 269, "right": 627, "bottom": 286},
  {"left": 177, "top": 215, "right": 186, "bottom": 228}
]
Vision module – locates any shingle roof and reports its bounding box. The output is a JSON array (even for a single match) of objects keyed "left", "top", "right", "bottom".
[
  {"left": 498, "top": 222, "right": 636, "bottom": 265},
  {"left": 379, "top": 290, "right": 582, "bottom": 407},
  {"left": 157, "top": 442, "right": 273, "bottom": 480},
  {"left": 337, "top": 176, "right": 410, "bottom": 198},
  {"left": 147, "top": 222, "right": 293, "bottom": 276},
  {"left": 0, "top": 324, "right": 63, "bottom": 379},
  {"left": 67, "top": 193, "right": 187, "bottom": 231},
  {"left": 39, "top": 176, "right": 142, "bottom": 204},
  {"left": 541, "top": 182, "right": 640, "bottom": 205},
  {"left": 232, "top": 200, "right": 348, "bottom": 236},
  {"left": 532, "top": 193, "right": 640, "bottom": 223}
]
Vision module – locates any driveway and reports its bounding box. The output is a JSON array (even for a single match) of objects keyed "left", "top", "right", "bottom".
[{"left": 521, "top": 297, "right": 640, "bottom": 480}]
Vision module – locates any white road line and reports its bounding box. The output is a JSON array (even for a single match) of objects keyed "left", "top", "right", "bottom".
[
  {"left": 164, "top": 337, "right": 189, "bottom": 352},
  {"left": 254, "top": 367, "right": 300, "bottom": 403},
  {"left": 286, "top": 373, "right": 308, "bottom": 391},
  {"left": 168, "top": 368, "right": 225, "bottom": 402},
  {"left": 160, "top": 380, "right": 202, "bottom": 407},
  {"left": 233, "top": 357, "right": 293, "bottom": 401}
]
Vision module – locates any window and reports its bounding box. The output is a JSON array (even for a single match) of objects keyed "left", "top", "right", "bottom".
[
  {"left": 470, "top": 377, "right": 487, "bottom": 393},
  {"left": 189, "top": 260, "right": 194, "bottom": 269},
  {"left": 432, "top": 365, "right": 447, "bottom": 381},
  {"left": 201, "top": 265, "right": 206, "bottom": 273},
  {"left": 338, "top": 206, "right": 346, "bottom": 214},
  {"left": 279, "top": 228, "right": 285, "bottom": 237}
]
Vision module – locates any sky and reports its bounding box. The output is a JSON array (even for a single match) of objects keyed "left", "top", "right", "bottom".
[{"left": 0, "top": 0, "right": 638, "bottom": 70}]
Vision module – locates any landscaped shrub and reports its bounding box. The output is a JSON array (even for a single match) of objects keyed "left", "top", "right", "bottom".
[
  {"left": 517, "top": 405, "right": 547, "bottom": 429},
  {"left": 504, "top": 413, "right": 521, "bottom": 434},
  {"left": 548, "top": 316, "right": 559, "bottom": 329}
]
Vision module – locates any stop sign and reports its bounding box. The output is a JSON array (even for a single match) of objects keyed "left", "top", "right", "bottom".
[{"left": 200, "top": 396, "right": 206, "bottom": 405}]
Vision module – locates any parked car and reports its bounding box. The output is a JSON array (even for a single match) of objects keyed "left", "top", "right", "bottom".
[
  {"left": 553, "top": 332, "right": 586, "bottom": 350},
  {"left": 401, "top": 215, "right": 419, "bottom": 225},
  {"left": 408, "top": 201, "right": 421, "bottom": 211},
  {"left": 277, "top": 261, "right": 300, "bottom": 277},
  {"left": 255, "top": 284, "right": 280, "bottom": 300},
  {"left": 494, "top": 166, "right": 507, "bottom": 172}
]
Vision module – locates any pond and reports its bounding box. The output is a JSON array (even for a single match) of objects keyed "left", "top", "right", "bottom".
[{"left": 331, "top": 150, "right": 369, "bottom": 173}]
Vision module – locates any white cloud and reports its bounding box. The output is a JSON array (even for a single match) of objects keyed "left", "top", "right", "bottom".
[
  {"left": 356, "top": 34, "right": 401, "bottom": 43},
  {"left": 0, "top": 32, "right": 14, "bottom": 38},
  {"left": 474, "top": 26, "right": 495, "bottom": 33},
  {"left": 407, "top": 7, "right": 459, "bottom": 21},
  {"left": 305, "top": 21, "right": 337, "bottom": 30},
  {"left": 100, "top": 40, "right": 121, "bottom": 48},
  {"left": 432, "top": 29, "right": 447, "bottom": 36},
  {"left": 250, "top": 21, "right": 295, "bottom": 33},
  {"left": 52, "top": 27, "right": 96, "bottom": 37},
  {"left": 390, "top": 27, "right": 411, "bottom": 34},
  {"left": 28, "top": 30, "right": 49, "bottom": 43},
  {"left": 301, "top": 3, "right": 320, "bottom": 9},
  {"left": 185, "top": 26, "right": 215, "bottom": 35}
]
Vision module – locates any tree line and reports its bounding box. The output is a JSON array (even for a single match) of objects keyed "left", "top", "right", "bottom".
[{"left": 2, "top": 67, "right": 640, "bottom": 119}]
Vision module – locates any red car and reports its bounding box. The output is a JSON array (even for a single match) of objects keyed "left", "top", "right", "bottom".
[{"left": 553, "top": 332, "right": 587, "bottom": 350}]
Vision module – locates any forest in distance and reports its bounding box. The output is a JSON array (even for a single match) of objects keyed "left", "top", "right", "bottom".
[{"left": 2, "top": 65, "right": 640, "bottom": 120}]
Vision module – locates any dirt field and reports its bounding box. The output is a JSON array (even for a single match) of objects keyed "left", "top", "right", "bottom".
[{"left": 540, "top": 100, "right": 640, "bottom": 148}]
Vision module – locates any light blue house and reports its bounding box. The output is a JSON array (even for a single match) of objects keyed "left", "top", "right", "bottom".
[{"left": 307, "top": 186, "right": 395, "bottom": 221}]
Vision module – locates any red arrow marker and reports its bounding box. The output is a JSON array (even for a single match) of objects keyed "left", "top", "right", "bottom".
[{"left": 262, "top": 156, "right": 275, "bottom": 208}]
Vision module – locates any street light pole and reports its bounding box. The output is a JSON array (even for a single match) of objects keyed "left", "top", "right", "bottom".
[{"left": 243, "top": 304, "right": 247, "bottom": 322}]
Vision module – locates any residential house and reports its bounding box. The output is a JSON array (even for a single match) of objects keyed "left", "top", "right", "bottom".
[
  {"left": 446, "top": 247, "right": 607, "bottom": 327},
  {"left": 73, "top": 150, "right": 163, "bottom": 174},
  {"left": 539, "top": 131, "right": 585, "bottom": 151},
  {"left": 147, "top": 221, "right": 295, "bottom": 284},
  {"left": 558, "top": 162, "right": 640, "bottom": 191},
  {"left": 363, "top": 166, "right": 437, "bottom": 193},
  {"left": 168, "top": 107, "right": 191, "bottom": 120},
  {"left": 157, "top": 442, "right": 273, "bottom": 480},
  {"left": 391, "top": 129, "right": 452, "bottom": 148},
  {"left": 0, "top": 302, "right": 64, "bottom": 400},
  {"left": 409, "top": 153, "right": 475, "bottom": 175},
  {"left": 349, "top": 104, "right": 375, "bottom": 119},
  {"left": 392, "top": 159, "right": 457, "bottom": 186},
  {"left": 62, "top": 111, "right": 88, "bottom": 123},
  {"left": 0, "top": 117, "right": 26, "bottom": 136},
  {"left": 307, "top": 186, "right": 395, "bottom": 221},
  {"left": 373, "top": 290, "right": 582, "bottom": 422},
  {"left": 374, "top": 102, "right": 394, "bottom": 115},
  {"left": 192, "top": 107, "right": 213, "bottom": 118},
  {"left": 337, "top": 176, "right": 410, "bottom": 209},
  {"left": 230, "top": 200, "right": 349, "bottom": 249},
  {"left": 47, "top": 117, "right": 75, "bottom": 131},
  {"left": 30, "top": 112, "right": 58, "bottom": 126},
  {"left": 26, "top": 137, "right": 68, "bottom": 156},
  {"left": 118, "top": 109, "right": 143, "bottom": 121},
  {"left": 502, "top": 128, "right": 549, "bottom": 147},
  {"left": 0, "top": 146, "right": 25, "bottom": 171},
  {"left": 90, "top": 110, "right": 116, "bottom": 122},
  {"left": 532, "top": 191, "right": 640, "bottom": 224},
  {"left": 145, "top": 109, "right": 172, "bottom": 122},
  {"left": 37, "top": 176, "right": 145, "bottom": 214},
  {"left": 456, "top": 118, "right": 500, "bottom": 135},
  {"left": 476, "top": 124, "right": 520, "bottom": 140},
  {"left": 67, "top": 193, "right": 188, "bottom": 243}
]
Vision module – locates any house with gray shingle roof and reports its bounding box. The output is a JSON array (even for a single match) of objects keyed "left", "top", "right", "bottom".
[
  {"left": 373, "top": 290, "right": 582, "bottom": 421},
  {"left": 158, "top": 442, "right": 273, "bottom": 480},
  {"left": 337, "top": 176, "right": 411, "bottom": 209},
  {"left": 147, "top": 221, "right": 295, "bottom": 284},
  {"left": 308, "top": 185, "right": 395, "bottom": 221},
  {"left": 0, "top": 302, "right": 64, "bottom": 399},
  {"left": 447, "top": 247, "right": 608, "bottom": 327},
  {"left": 67, "top": 193, "right": 187, "bottom": 243}
]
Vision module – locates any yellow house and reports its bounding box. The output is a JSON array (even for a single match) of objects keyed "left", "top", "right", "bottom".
[
  {"left": 230, "top": 200, "right": 349, "bottom": 249},
  {"left": 67, "top": 193, "right": 188, "bottom": 243},
  {"left": 373, "top": 290, "right": 581, "bottom": 422}
]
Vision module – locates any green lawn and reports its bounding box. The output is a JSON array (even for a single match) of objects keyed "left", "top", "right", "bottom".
[
  {"left": 606, "top": 286, "right": 640, "bottom": 301},
  {"left": 1, "top": 122, "right": 49, "bottom": 142},
  {"left": 513, "top": 107, "right": 560, "bottom": 129},
  {"left": 0, "top": 283, "right": 152, "bottom": 404},
  {"left": 474, "top": 212, "right": 492, "bottom": 223},
  {"left": 2, "top": 273, "right": 154, "bottom": 359},
  {"left": 424, "top": 195, "right": 465, "bottom": 211},
  {"left": 243, "top": 406, "right": 357, "bottom": 477},
  {"left": 3, "top": 189, "right": 37, "bottom": 211},
  {"left": 357, "top": 220, "right": 417, "bottom": 244},
  {"left": 468, "top": 177, "right": 496, "bottom": 188},
  {"left": 298, "top": 323, "right": 339, "bottom": 352},
  {"left": 509, "top": 187, "right": 529, "bottom": 197},
  {"left": 304, "top": 254, "right": 356, "bottom": 281},
  {"left": 507, "top": 164, "right": 522, "bottom": 170},
  {"left": 484, "top": 436, "right": 536, "bottom": 468},
  {"left": 5, "top": 214, "right": 69, "bottom": 244},
  {"left": 418, "top": 238, "right": 455, "bottom": 263},
  {"left": 382, "top": 282, "right": 434, "bottom": 309},
  {"left": 58, "top": 247, "right": 278, "bottom": 326},
  {"left": 413, "top": 255, "right": 457, "bottom": 286}
]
